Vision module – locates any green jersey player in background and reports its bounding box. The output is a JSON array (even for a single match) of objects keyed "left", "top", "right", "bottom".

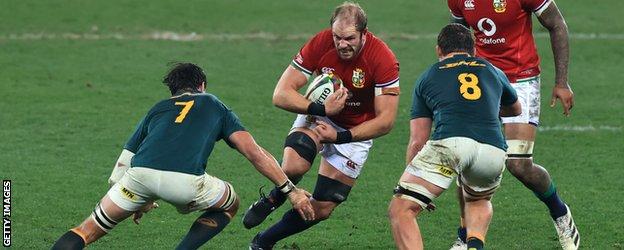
[
  {"left": 388, "top": 24, "right": 521, "bottom": 250},
  {"left": 51, "top": 63, "right": 314, "bottom": 250}
]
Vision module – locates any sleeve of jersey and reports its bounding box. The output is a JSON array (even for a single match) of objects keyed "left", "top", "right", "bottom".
[
  {"left": 290, "top": 32, "right": 328, "bottom": 79},
  {"left": 523, "top": 0, "right": 552, "bottom": 16},
  {"left": 496, "top": 68, "right": 519, "bottom": 105},
  {"left": 447, "top": 0, "right": 465, "bottom": 21},
  {"left": 410, "top": 76, "right": 433, "bottom": 119},
  {"left": 220, "top": 105, "right": 246, "bottom": 149},
  {"left": 123, "top": 116, "right": 148, "bottom": 153},
  {"left": 373, "top": 47, "right": 400, "bottom": 96}
]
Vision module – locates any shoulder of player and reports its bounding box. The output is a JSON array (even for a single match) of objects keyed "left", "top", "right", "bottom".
[
  {"left": 365, "top": 32, "right": 395, "bottom": 55},
  {"left": 415, "top": 64, "right": 439, "bottom": 89},
  {"left": 362, "top": 32, "right": 398, "bottom": 66}
]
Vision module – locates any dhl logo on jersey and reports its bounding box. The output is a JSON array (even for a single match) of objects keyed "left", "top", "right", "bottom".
[
  {"left": 493, "top": 0, "right": 507, "bottom": 13},
  {"left": 439, "top": 60, "right": 486, "bottom": 69}
]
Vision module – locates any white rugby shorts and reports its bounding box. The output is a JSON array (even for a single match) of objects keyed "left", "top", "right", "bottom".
[
  {"left": 291, "top": 114, "right": 372, "bottom": 179},
  {"left": 501, "top": 76, "right": 541, "bottom": 126},
  {"left": 108, "top": 167, "right": 229, "bottom": 214},
  {"left": 404, "top": 137, "right": 506, "bottom": 193}
]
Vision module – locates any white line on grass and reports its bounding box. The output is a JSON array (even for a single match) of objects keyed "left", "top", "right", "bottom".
[
  {"left": 538, "top": 125, "right": 622, "bottom": 132},
  {"left": 2, "top": 31, "right": 624, "bottom": 41}
]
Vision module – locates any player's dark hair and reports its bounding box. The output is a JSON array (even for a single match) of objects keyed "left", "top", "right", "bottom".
[
  {"left": 437, "top": 23, "right": 475, "bottom": 56},
  {"left": 330, "top": 1, "right": 367, "bottom": 32},
  {"left": 162, "top": 62, "right": 206, "bottom": 95}
]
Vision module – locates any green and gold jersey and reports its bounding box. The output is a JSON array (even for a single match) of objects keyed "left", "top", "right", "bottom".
[
  {"left": 411, "top": 54, "right": 517, "bottom": 150},
  {"left": 125, "top": 93, "right": 245, "bottom": 175}
]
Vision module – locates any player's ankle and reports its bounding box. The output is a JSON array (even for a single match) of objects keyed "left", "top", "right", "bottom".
[{"left": 466, "top": 237, "right": 484, "bottom": 250}]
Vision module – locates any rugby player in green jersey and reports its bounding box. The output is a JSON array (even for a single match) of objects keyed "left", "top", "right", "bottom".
[
  {"left": 388, "top": 24, "right": 521, "bottom": 250},
  {"left": 51, "top": 63, "right": 314, "bottom": 250}
]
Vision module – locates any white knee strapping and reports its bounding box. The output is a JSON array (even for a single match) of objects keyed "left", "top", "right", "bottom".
[
  {"left": 395, "top": 181, "right": 437, "bottom": 209},
  {"left": 506, "top": 140, "right": 534, "bottom": 158},
  {"left": 219, "top": 182, "right": 238, "bottom": 211},
  {"left": 91, "top": 203, "right": 119, "bottom": 233}
]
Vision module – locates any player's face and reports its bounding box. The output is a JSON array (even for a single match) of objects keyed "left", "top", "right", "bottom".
[{"left": 332, "top": 19, "right": 364, "bottom": 61}]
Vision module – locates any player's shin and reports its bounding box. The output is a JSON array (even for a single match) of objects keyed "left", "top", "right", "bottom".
[{"left": 176, "top": 211, "right": 232, "bottom": 249}]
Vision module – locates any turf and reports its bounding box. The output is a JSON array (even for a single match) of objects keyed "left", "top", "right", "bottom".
[{"left": 1, "top": 0, "right": 622, "bottom": 249}]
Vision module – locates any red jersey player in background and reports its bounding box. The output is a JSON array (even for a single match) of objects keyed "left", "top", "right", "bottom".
[
  {"left": 244, "top": 2, "right": 400, "bottom": 249},
  {"left": 447, "top": 0, "right": 578, "bottom": 249}
]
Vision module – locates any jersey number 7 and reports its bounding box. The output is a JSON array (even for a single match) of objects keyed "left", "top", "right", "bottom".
[
  {"left": 174, "top": 100, "right": 195, "bottom": 123},
  {"left": 458, "top": 73, "right": 481, "bottom": 100}
]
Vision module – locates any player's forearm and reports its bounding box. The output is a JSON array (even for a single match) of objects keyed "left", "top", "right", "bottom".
[
  {"left": 349, "top": 115, "right": 395, "bottom": 141},
  {"left": 539, "top": 3, "right": 570, "bottom": 86},
  {"left": 248, "top": 146, "right": 289, "bottom": 186},
  {"left": 549, "top": 24, "right": 569, "bottom": 86},
  {"left": 273, "top": 89, "right": 313, "bottom": 114}
]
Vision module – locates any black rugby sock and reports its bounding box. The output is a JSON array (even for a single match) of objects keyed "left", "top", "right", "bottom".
[
  {"left": 176, "top": 211, "right": 231, "bottom": 250},
  {"left": 256, "top": 209, "right": 320, "bottom": 247},
  {"left": 51, "top": 230, "right": 86, "bottom": 250}
]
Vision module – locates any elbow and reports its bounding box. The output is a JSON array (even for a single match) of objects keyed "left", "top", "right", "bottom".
[
  {"left": 377, "top": 120, "right": 395, "bottom": 137},
  {"left": 272, "top": 91, "right": 289, "bottom": 109}
]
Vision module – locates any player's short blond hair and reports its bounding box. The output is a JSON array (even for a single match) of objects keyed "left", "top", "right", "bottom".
[{"left": 330, "top": 1, "right": 367, "bottom": 32}]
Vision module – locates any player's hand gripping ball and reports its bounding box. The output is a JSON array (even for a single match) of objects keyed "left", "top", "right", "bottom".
[{"left": 304, "top": 73, "right": 344, "bottom": 105}]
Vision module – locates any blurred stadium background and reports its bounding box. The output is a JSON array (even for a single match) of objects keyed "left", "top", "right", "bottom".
[{"left": 1, "top": 0, "right": 622, "bottom": 249}]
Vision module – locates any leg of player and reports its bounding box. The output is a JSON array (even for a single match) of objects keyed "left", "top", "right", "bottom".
[
  {"left": 51, "top": 195, "right": 135, "bottom": 249},
  {"left": 176, "top": 182, "right": 240, "bottom": 249},
  {"left": 389, "top": 172, "right": 444, "bottom": 250},
  {"left": 451, "top": 185, "right": 468, "bottom": 250},
  {"left": 242, "top": 129, "right": 321, "bottom": 229},
  {"left": 462, "top": 188, "right": 494, "bottom": 250},
  {"left": 505, "top": 124, "right": 579, "bottom": 249},
  {"left": 250, "top": 159, "right": 353, "bottom": 249}
]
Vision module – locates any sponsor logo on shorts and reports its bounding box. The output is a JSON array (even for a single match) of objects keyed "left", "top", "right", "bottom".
[
  {"left": 120, "top": 187, "right": 138, "bottom": 201},
  {"left": 346, "top": 160, "right": 357, "bottom": 170},
  {"left": 437, "top": 165, "right": 455, "bottom": 177}
]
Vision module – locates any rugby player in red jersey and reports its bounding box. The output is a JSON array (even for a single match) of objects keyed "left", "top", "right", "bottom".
[
  {"left": 447, "top": 0, "right": 578, "bottom": 249},
  {"left": 243, "top": 2, "right": 400, "bottom": 249}
]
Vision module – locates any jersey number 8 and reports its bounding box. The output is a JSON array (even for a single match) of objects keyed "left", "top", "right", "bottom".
[{"left": 458, "top": 73, "right": 481, "bottom": 100}]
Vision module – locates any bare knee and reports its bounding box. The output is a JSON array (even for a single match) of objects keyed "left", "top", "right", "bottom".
[
  {"left": 388, "top": 198, "right": 421, "bottom": 225},
  {"left": 505, "top": 158, "right": 532, "bottom": 177}
]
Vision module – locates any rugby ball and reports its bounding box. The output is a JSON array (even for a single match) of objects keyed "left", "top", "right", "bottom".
[{"left": 304, "top": 73, "right": 343, "bottom": 105}]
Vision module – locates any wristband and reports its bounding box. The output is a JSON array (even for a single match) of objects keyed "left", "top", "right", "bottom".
[
  {"left": 277, "top": 179, "right": 296, "bottom": 195},
  {"left": 335, "top": 130, "right": 353, "bottom": 144},
  {"left": 307, "top": 102, "right": 326, "bottom": 116}
]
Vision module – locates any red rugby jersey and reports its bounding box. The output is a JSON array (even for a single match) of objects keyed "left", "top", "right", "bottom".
[
  {"left": 448, "top": 0, "right": 552, "bottom": 82},
  {"left": 291, "top": 29, "right": 400, "bottom": 129}
]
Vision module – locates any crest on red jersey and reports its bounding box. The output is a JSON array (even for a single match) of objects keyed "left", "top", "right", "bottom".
[
  {"left": 493, "top": 0, "right": 507, "bottom": 13},
  {"left": 352, "top": 68, "right": 365, "bottom": 88}
]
